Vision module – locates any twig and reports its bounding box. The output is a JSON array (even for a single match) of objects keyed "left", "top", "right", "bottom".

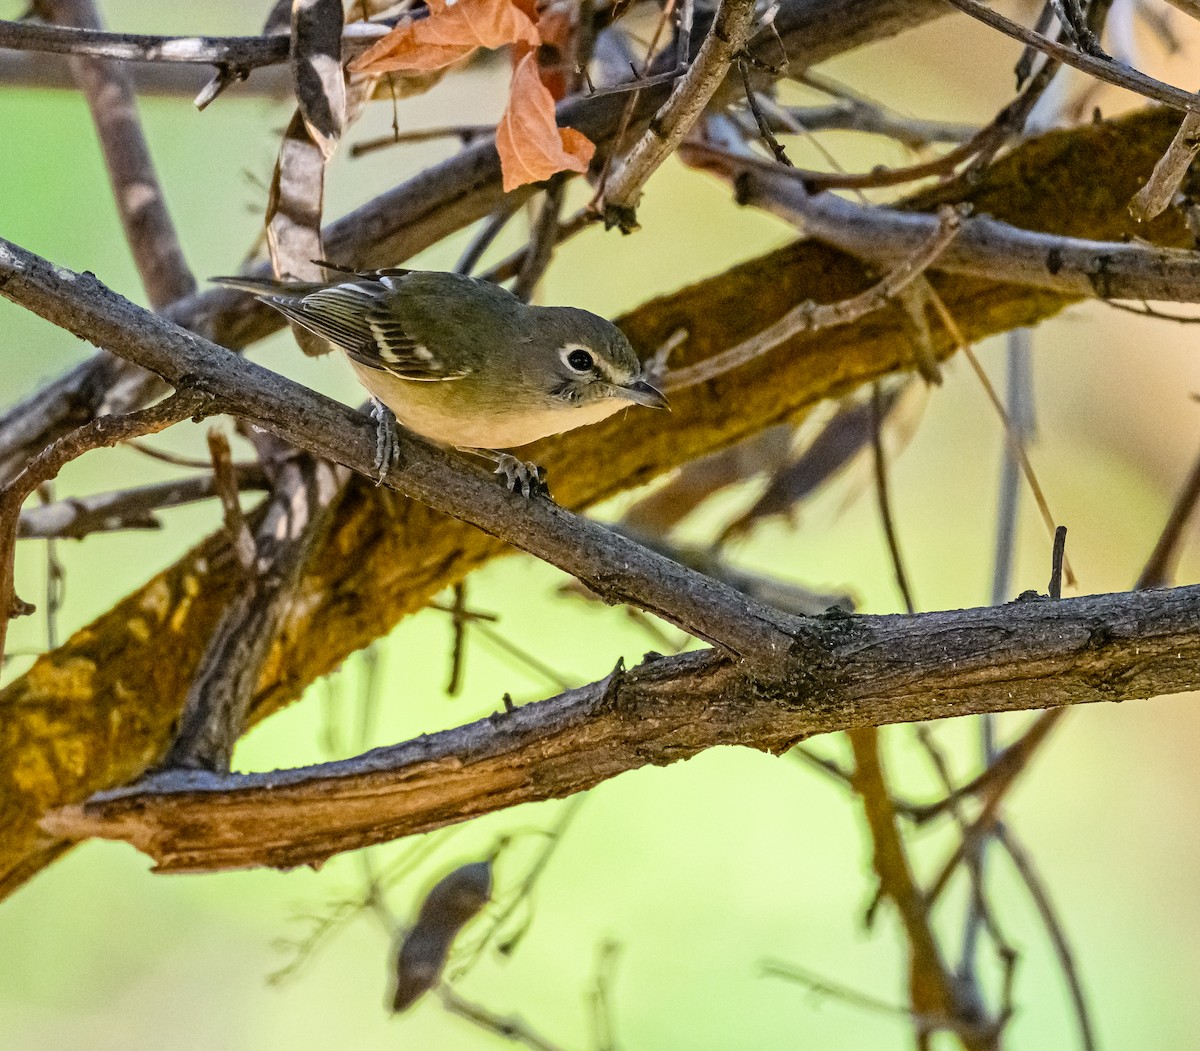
[
  {"left": 207, "top": 429, "right": 256, "bottom": 574},
  {"left": 0, "top": 389, "right": 210, "bottom": 658},
  {"left": 762, "top": 958, "right": 967, "bottom": 1030},
  {"left": 926, "top": 291, "right": 1076, "bottom": 588},
  {"left": 455, "top": 200, "right": 523, "bottom": 276},
  {"left": 1130, "top": 110, "right": 1200, "bottom": 221},
  {"left": 664, "top": 205, "right": 964, "bottom": 391},
  {"left": 445, "top": 583, "right": 469, "bottom": 696},
  {"left": 991, "top": 330, "right": 1035, "bottom": 606},
  {"left": 39, "top": 0, "right": 195, "bottom": 309},
  {"left": 994, "top": 826, "right": 1096, "bottom": 1051},
  {"left": 1048, "top": 525, "right": 1068, "bottom": 600},
  {"left": 1136, "top": 443, "right": 1200, "bottom": 589},
  {"left": 942, "top": 0, "right": 1200, "bottom": 115},
  {"left": 846, "top": 729, "right": 989, "bottom": 1047},
  {"left": 459, "top": 795, "right": 587, "bottom": 972},
  {"left": 350, "top": 124, "right": 496, "bottom": 157},
  {"left": 589, "top": 940, "right": 622, "bottom": 1051},
  {"left": 16, "top": 470, "right": 270, "bottom": 540},
  {"left": 513, "top": 176, "right": 567, "bottom": 302},
  {"left": 870, "top": 383, "right": 915, "bottom": 614},
  {"left": 599, "top": 0, "right": 758, "bottom": 231},
  {"left": 439, "top": 986, "right": 568, "bottom": 1051},
  {"left": 739, "top": 59, "right": 792, "bottom": 165}
]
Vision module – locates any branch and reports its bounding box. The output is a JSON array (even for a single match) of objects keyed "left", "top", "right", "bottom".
[
  {"left": 0, "top": 236, "right": 799, "bottom": 661},
  {"left": 38, "top": 0, "right": 195, "bottom": 310},
  {"left": 0, "top": 17, "right": 385, "bottom": 70},
  {"left": 696, "top": 146, "right": 1200, "bottom": 302},
  {"left": 942, "top": 0, "right": 1200, "bottom": 115},
  {"left": 599, "top": 0, "right": 758, "bottom": 231},
  {"left": 664, "top": 205, "right": 964, "bottom": 391},
  {"left": 39, "top": 584, "right": 1200, "bottom": 872},
  {"left": 16, "top": 468, "right": 269, "bottom": 540},
  {"left": 2, "top": 104, "right": 1191, "bottom": 899},
  {"left": 0, "top": 388, "right": 212, "bottom": 655}
]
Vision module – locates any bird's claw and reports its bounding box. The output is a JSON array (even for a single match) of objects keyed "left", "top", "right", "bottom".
[
  {"left": 494, "top": 454, "right": 547, "bottom": 498},
  {"left": 370, "top": 398, "right": 401, "bottom": 485}
]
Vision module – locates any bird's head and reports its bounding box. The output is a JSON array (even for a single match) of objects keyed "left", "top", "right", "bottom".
[{"left": 530, "top": 307, "right": 669, "bottom": 412}]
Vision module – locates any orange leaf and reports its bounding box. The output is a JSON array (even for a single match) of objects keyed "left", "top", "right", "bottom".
[
  {"left": 351, "top": 0, "right": 539, "bottom": 75},
  {"left": 496, "top": 53, "right": 596, "bottom": 191}
]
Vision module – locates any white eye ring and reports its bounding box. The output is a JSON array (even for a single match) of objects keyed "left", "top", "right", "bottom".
[{"left": 560, "top": 344, "right": 596, "bottom": 374}]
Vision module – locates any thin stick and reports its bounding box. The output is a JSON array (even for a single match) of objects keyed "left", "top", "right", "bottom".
[
  {"left": 926, "top": 290, "right": 1077, "bottom": 588},
  {"left": 943, "top": 0, "right": 1200, "bottom": 116},
  {"left": 666, "top": 205, "right": 964, "bottom": 391}
]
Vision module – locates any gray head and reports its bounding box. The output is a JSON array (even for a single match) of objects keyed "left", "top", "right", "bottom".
[{"left": 527, "top": 306, "right": 668, "bottom": 411}]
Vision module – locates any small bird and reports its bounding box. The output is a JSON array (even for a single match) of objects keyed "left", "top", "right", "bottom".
[{"left": 211, "top": 266, "right": 669, "bottom": 494}]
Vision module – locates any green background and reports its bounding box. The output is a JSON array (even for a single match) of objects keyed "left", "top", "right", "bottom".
[{"left": 2, "top": 3, "right": 1199, "bottom": 1048}]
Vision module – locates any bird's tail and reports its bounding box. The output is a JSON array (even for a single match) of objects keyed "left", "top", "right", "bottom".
[{"left": 209, "top": 274, "right": 323, "bottom": 298}]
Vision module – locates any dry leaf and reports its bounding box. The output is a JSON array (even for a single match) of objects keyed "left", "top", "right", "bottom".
[
  {"left": 291, "top": 0, "right": 346, "bottom": 162},
  {"left": 266, "top": 110, "right": 330, "bottom": 357},
  {"left": 350, "top": 0, "right": 539, "bottom": 75},
  {"left": 496, "top": 52, "right": 595, "bottom": 192}
]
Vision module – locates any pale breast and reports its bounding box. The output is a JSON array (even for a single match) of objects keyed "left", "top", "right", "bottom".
[{"left": 348, "top": 360, "right": 630, "bottom": 449}]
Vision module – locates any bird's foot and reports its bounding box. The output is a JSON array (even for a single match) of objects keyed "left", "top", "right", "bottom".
[
  {"left": 493, "top": 453, "right": 547, "bottom": 498},
  {"left": 370, "top": 398, "right": 401, "bottom": 484}
]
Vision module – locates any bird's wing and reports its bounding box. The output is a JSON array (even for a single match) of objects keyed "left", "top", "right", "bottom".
[{"left": 287, "top": 283, "right": 467, "bottom": 382}]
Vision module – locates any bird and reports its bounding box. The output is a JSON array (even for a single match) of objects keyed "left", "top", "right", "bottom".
[{"left": 211, "top": 265, "right": 669, "bottom": 494}]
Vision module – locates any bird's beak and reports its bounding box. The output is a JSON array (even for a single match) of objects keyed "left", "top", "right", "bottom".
[{"left": 618, "top": 379, "right": 670, "bottom": 410}]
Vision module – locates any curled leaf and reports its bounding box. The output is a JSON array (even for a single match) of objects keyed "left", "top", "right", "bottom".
[
  {"left": 390, "top": 860, "right": 492, "bottom": 1012},
  {"left": 496, "top": 53, "right": 596, "bottom": 192},
  {"left": 351, "top": 0, "right": 539, "bottom": 75},
  {"left": 291, "top": 0, "right": 346, "bottom": 162}
]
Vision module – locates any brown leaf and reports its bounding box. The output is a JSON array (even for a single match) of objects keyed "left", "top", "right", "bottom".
[
  {"left": 291, "top": 0, "right": 346, "bottom": 163},
  {"left": 350, "top": 0, "right": 538, "bottom": 75},
  {"left": 390, "top": 860, "right": 492, "bottom": 1012},
  {"left": 266, "top": 110, "right": 330, "bottom": 357},
  {"left": 496, "top": 53, "right": 596, "bottom": 192}
]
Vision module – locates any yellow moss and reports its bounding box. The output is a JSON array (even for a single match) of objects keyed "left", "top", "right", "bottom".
[{"left": 24, "top": 657, "right": 97, "bottom": 706}]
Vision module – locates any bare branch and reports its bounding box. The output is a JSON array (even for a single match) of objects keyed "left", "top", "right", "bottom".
[
  {"left": 664, "top": 205, "right": 964, "bottom": 391},
  {"left": 943, "top": 0, "right": 1200, "bottom": 115},
  {"left": 37, "top": 583, "right": 1200, "bottom": 872},
  {"left": 709, "top": 154, "right": 1200, "bottom": 302},
  {"left": 0, "top": 388, "right": 211, "bottom": 656},
  {"left": 16, "top": 469, "right": 269, "bottom": 540},
  {"left": 0, "top": 16, "right": 383, "bottom": 70},
  {"left": 1129, "top": 110, "right": 1200, "bottom": 222},
  {"left": 39, "top": 0, "right": 195, "bottom": 309},
  {"left": 598, "top": 0, "right": 758, "bottom": 231},
  {"left": 0, "top": 236, "right": 800, "bottom": 661}
]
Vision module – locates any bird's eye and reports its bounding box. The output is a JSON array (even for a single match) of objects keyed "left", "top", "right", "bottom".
[{"left": 565, "top": 347, "right": 594, "bottom": 373}]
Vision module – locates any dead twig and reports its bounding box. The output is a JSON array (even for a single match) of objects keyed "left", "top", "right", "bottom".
[
  {"left": 0, "top": 388, "right": 210, "bottom": 658},
  {"left": 664, "top": 205, "right": 965, "bottom": 391},
  {"left": 599, "top": 0, "right": 757, "bottom": 231}
]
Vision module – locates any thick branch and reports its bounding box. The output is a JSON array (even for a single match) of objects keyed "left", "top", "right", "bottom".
[
  {"left": 713, "top": 156, "right": 1200, "bottom": 301},
  {"left": 40, "top": 585, "right": 1200, "bottom": 872}
]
